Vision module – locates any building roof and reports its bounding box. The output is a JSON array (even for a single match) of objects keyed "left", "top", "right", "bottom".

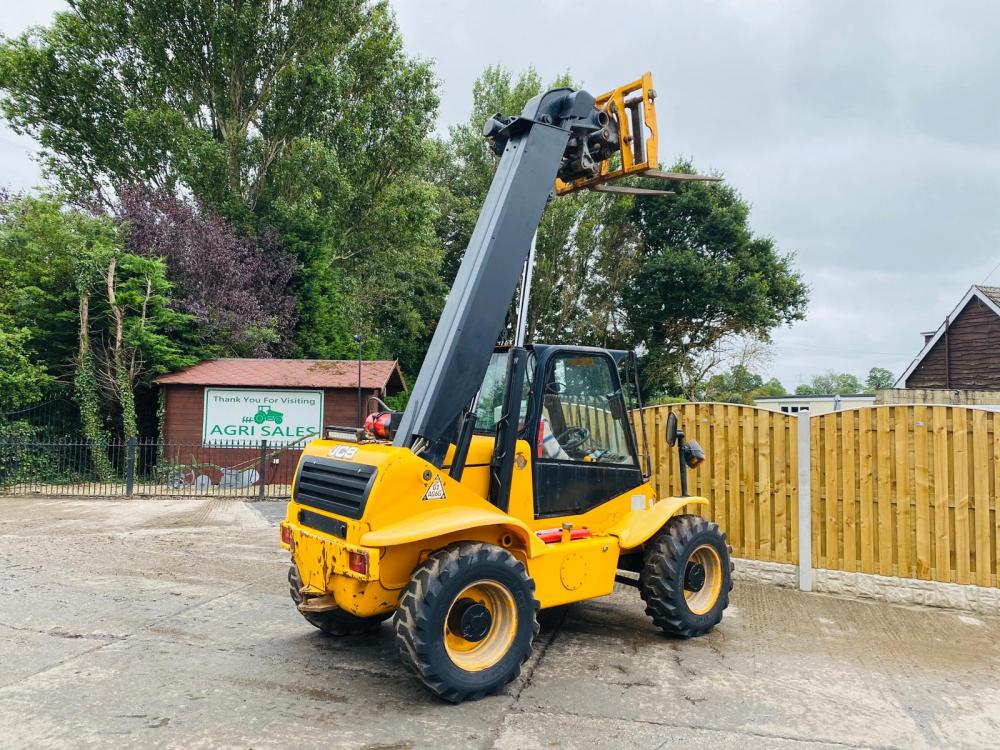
[
  {"left": 895, "top": 286, "right": 1000, "bottom": 386},
  {"left": 154, "top": 358, "right": 406, "bottom": 393},
  {"left": 976, "top": 285, "right": 1000, "bottom": 306}
]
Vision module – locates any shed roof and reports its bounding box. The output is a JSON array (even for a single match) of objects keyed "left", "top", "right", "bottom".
[
  {"left": 154, "top": 358, "right": 406, "bottom": 393},
  {"left": 975, "top": 285, "right": 1000, "bottom": 306}
]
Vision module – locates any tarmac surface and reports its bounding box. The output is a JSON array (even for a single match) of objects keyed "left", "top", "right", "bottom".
[{"left": 1, "top": 494, "right": 998, "bottom": 749}]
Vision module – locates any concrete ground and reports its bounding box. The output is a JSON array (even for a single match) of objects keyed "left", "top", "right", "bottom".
[{"left": 1, "top": 497, "right": 998, "bottom": 750}]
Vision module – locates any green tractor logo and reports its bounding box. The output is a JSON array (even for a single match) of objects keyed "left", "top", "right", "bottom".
[{"left": 251, "top": 405, "right": 284, "bottom": 425}]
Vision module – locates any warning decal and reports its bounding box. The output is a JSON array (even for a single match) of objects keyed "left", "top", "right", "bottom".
[{"left": 423, "top": 475, "right": 447, "bottom": 501}]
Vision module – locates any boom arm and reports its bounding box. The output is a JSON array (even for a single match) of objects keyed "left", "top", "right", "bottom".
[
  {"left": 394, "top": 86, "right": 620, "bottom": 465},
  {"left": 393, "top": 74, "right": 688, "bottom": 467}
]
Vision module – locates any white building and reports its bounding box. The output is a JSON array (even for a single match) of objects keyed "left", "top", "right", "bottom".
[{"left": 753, "top": 393, "right": 875, "bottom": 415}]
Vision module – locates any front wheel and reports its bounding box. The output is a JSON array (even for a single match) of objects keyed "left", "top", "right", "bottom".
[
  {"left": 394, "top": 543, "right": 539, "bottom": 703},
  {"left": 287, "top": 564, "right": 391, "bottom": 636},
  {"left": 640, "top": 514, "right": 733, "bottom": 637}
]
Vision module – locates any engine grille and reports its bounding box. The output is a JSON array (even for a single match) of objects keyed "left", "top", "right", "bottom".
[{"left": 293, "top": 456, "right": 377, "bottom": 520}]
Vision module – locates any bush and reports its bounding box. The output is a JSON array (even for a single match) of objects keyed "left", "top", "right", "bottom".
[{"left": 0, "top": 420, "right": 62, "bottom": 487}]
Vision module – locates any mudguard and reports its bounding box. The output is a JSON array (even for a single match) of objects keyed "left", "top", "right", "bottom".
[
  {"left": 608, "top": 496, "right": 709, "bottom": 550},
  {"left": 359, "top": 505, "right": 547, "bottom": 558}
]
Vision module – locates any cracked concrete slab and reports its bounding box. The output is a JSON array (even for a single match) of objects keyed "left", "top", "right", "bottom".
[{"left": 1, "top": 495, "right": 998, "bottom": 749}]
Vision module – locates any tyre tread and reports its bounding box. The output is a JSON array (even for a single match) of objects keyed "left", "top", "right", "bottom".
[
  {"left": 639, "top": 514, "right": 732, "bottom": 638},
  {"left": 393, "top": 541, "right": 539, "bottom": 703}
]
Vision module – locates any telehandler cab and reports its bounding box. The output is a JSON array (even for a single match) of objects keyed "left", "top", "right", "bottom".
[{"left": 279, "top": 73, "right": 732, "bottom": 702}]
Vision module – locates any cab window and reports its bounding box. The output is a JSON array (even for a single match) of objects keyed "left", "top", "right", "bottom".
[
  {"left": 538, "top": 354, "right": 636, "bottom": 465},
  {"left": 474, "top": 351, "right": 533, "bottom": 433}
]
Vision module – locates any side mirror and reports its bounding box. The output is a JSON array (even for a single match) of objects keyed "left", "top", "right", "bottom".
[{"left": 666, "top": 412, "right": 678, "bottom": 447}]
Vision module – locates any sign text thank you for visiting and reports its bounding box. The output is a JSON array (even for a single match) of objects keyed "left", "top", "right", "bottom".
[{"left": 202, "top": 388, "right": 324, "bottom": 445}]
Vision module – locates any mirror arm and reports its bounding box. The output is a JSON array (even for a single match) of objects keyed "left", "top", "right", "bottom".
[{"left": 676, "top": 430, "right": 689, "bottom": 498}]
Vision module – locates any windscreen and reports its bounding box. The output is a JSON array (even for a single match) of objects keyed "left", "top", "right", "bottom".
[{"left": 473, "top": 351, "right": 533, "bottom": 433}]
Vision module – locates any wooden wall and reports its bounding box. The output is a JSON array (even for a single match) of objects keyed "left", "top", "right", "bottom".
[{"left": 906, "top": 296, "right": 1000, "bottom": 389}]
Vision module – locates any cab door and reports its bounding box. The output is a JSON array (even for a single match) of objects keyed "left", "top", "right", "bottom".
[{"left": 531, "top": 350, "right": 644, "bottom": 518}]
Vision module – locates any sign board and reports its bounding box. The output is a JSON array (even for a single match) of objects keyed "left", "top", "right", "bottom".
[{"left": 202, "top": 388, "right": 324, "bottom": 446}]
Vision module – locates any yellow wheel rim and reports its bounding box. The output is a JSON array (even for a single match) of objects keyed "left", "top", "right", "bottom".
[
  {"left": 683, "top": 544, "right": 723, "bottom": 615},
  {"left": 443, "top": 580, "right": 518, "bottom": 672}
]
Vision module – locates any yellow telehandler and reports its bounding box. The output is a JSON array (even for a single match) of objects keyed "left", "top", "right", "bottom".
[{"left": 279, "top": 73, "right": 732, "bottom": 702}]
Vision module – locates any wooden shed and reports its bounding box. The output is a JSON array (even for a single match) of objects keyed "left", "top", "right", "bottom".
[
  {"left": 152, "top": 359, "right": 405, "bottom": 487},
  {"left": 897, "top": 285, "right": 1000, "bottom": 389}
]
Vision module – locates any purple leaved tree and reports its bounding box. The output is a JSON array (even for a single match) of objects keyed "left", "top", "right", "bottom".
[{"left": 118, "top": 186, "right": 296, "bottom": 357}]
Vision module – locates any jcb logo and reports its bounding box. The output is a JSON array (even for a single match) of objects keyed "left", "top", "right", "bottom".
[{"left": 328, "top": 445, "right": 358, "bottom": 460}]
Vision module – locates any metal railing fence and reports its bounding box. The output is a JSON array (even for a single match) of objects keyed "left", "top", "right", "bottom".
[{"left": 0, "top": 437, "right": 304, "bottom": 498}]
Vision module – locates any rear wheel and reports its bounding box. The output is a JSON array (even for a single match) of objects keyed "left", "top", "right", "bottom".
[
  {"left": 640, "top": 514, "right": 733, "bottom": 637},
  {"left": 287, "top": 564, "right": 391, "bottom": 636},
  {"left": 394, "top": 542, "right": 539, "bottom": 703}
]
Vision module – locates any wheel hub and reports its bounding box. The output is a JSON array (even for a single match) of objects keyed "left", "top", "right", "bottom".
[
  {"left": 449, "top": 597, "right": 492, "bottom": 642},
  {"left": 684, "top": 561, "right": 706, "bottom": 591}
]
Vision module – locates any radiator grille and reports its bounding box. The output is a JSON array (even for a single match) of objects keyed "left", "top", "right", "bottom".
[{"left": 293, "top": 456, "right": 377, "bottom": 519}]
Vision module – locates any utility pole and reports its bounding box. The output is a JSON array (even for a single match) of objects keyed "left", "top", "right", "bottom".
[{"left": 354, "top": 333, "right": 363, "bottom": 427}]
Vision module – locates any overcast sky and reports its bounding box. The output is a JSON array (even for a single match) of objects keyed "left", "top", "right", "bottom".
[{"left": 4, "top": 1, "right": 1000, "bottom": 389}]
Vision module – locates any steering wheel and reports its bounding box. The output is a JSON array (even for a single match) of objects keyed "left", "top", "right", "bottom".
[{"left": 556, "top": 426, "right": 591, "bottom": 451}]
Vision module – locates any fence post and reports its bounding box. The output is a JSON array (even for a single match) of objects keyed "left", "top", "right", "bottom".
[
  {"left": 797, "top": 411, "right": 813, "bottom": 591},
  {"left": 258, "top": 439, "right": 268, "bottom": 500},
  {"left": 125, "top": 437, "right": 137, "bottom": 497}
]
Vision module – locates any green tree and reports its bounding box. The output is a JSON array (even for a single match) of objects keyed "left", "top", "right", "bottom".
[
  {"left": 0, "top": 195, "right": 197, "bottom": 442},
  {"left": 0, "top": 1, "right": 441, "bottom": 366},
  {"left": 87, "top": 251, "right": 199, "bottom": 437},
  {"left": 703, "top": 366, "right": 785, "bottom": 405},
  {"left": 624, "top": 162, "right": 809, "bottom": 393},
  {"left": 865, "top": 367, "right": 895, "bottom": 391},
  {"left": 0, "top": 325, "right": 50, "bottom": 410},
  {"left": 753, "top": 377, "right": 787, "bottom": 400},
  {"left": 795, "top": 371, "right": 863, "bottom": 396},
  {"left": 0, "top": 195, "right": 91, "bottom": 380},
  {"left": 704, "top": 366, "right": 763, "bottom": 404}
]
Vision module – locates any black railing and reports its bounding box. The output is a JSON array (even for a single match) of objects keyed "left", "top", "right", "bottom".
[{"left": 0, "top": 437, "right": 306, "bottom": 498}]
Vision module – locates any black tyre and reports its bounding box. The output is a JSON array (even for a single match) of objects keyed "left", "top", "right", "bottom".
[
  {"left": 287, "top": 564, "right": 391, "bottom": 636},
  {"left": 640, "top": 514, "right": 733, "bottom": 637},
  {"left": 394, "top": 542, "right": 539, "bottom": 703}
]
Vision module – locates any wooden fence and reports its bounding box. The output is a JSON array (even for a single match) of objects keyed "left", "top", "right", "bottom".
[
  {"left": 813, "top": 406, "right": 998, "bottom": 587},
  {"left": 633, "top": 403, "right": 799, "bottom": 565},
  {"left": 636, "top": 403, "right": 1000, "bottom": 589},
  {"left": 563, "top": 397, "right": 629, "bottom": 455}
]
